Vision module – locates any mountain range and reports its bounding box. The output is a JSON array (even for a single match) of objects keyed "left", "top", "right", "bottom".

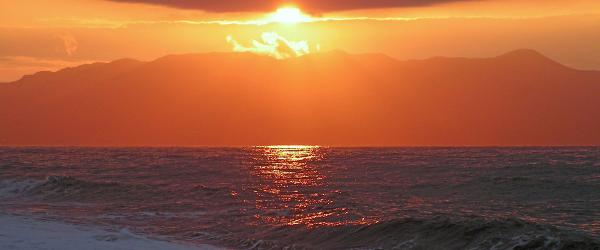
[{"left": 1, "top": 49, "right": 599, "bottom": 146}]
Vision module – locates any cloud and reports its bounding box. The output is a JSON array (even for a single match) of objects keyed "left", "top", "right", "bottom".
[
  {"left": 108, "top": 0, "right": 473, "bottom": 13},
  {"left": 57, "top": 34, "right": 78, "bottom": 56},
  {"left": 227, "top": 32, "right": 315, "bottom": 59}
]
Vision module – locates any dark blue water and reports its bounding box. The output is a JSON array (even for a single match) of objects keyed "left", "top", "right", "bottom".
[{"left": 1, "top": 147, "right": 600, "bottom": 249}]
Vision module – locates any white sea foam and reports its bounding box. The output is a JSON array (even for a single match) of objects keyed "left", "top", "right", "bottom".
[
  {"left": 0, "top": 179, "right": 41, "bottom": 199},
  {"left": 0, "top": 214, "right": 222, "bottom": 250}
]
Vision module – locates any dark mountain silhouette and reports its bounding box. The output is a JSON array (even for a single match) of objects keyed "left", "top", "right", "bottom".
[{"left": 1, "top": 50, "right": 599, "bottom": 146}]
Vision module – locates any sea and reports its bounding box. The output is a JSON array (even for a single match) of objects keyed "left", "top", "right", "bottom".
[{"left": 1, "top": 146, "right": 600, "bottom": 249}]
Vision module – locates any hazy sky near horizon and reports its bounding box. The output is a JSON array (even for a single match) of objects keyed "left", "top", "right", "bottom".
[{"left": 1, "top": 0, "right": 600, "bottom": 82}]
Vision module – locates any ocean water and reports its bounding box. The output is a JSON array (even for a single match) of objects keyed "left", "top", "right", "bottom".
[{"left": 1, "top": 147, "right": 600, "bottom": 249}]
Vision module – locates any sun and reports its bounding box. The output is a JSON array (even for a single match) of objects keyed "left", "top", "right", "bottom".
[{"left": 269, "top": 7, "right": 312, "bottom": 24}]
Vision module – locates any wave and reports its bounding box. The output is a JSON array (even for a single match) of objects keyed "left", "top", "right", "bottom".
[
  {"left": 0, "top": 178, "right": 42, "bottom": 199},
  {"left": 224, "top": 217, "right": 600, "bottom": 250},
  {"left": 2, "top": 177, "right": 599, "bottom": 249},
  {"left": 28, "top": 176, "right": 144, "bottom": 200},
  {"left": 0, "top": 175, "right": 231, "bottom": 203},
  {"left": 0, "top": 176, "right": 157, "bottom": 202}
]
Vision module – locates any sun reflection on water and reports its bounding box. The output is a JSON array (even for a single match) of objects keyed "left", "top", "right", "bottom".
[{"left": 246, "top": 145, "right": 374, "bottom": 227}]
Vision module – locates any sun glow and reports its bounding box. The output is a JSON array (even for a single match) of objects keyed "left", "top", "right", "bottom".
[
  {"left": 268, "top": 7, "right": 312, "bottom": 24},
  {"left": 226, "top": 32, "right": 315, "bottom": 59}
]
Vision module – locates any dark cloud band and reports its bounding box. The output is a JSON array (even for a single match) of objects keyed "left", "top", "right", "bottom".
[{"left": 109, "top": 0, "right": 473, "bottom": 13}]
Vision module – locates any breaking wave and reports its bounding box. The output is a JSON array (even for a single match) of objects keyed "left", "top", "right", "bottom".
[
  {"left": 2, "top": 176, "right": 599, "bottom": 250},
  {"left": 226, "top": 217, "right": 600, "bottom": 250},
  {"left": 0, "top": 176, "right": 155, "bottom": 202}
]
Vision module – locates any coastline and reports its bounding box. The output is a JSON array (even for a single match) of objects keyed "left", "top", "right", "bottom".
[{"left": 0, "top": 213, "right": 221, "bottom": 250}]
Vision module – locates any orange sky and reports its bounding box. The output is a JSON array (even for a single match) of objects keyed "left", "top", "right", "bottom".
[{"left": 1, "top": 0, "right": 600, "bottom": 82}]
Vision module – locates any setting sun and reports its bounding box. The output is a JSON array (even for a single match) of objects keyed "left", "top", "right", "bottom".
[
  {"left": 3, "top": 0, "right": 600, "bottom": 249},
  {"left": 268, "top": 7, "right": 312, "bottom": 24}
]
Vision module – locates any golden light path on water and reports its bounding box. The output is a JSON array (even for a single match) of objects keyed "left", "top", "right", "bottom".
[{"left": 248, "top": 145, "right": 375, "bottom": 227}]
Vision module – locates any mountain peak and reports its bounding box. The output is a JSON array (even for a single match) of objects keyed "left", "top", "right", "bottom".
[
  {"left": 494, "top": 49, "right": 569, "bottom": 69},
  {"left": 497, "top": 49, "right": 550, "bottom": 60}
]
